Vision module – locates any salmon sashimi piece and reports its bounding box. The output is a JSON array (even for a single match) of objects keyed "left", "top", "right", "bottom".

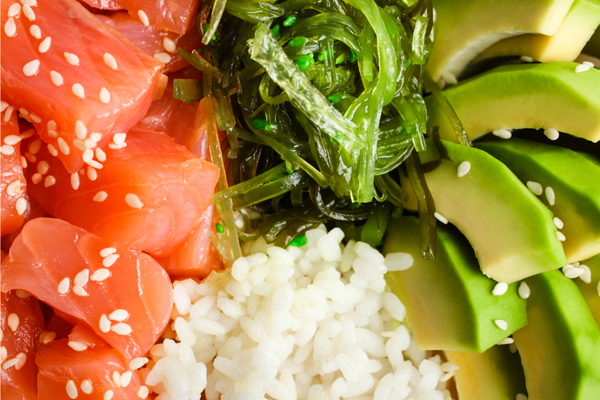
[
  {"left": 117, "top": 0, "right": 199, "bottom": 35},
  {"left": 36, "top": 326, "right": 146, "bottom": 400},
  {"left": 43, "top": 311, "right": 74, "bottom": 344},
  {"left": 79, "top": 0, "right": 123, "bottom": 10},
  {"left": 1, "top": 0, "right": 163, "bottom": 174},
  {"left": 1, "top": 218, "right": 173, "bottom": 360},
  {"left": 23, "top": 127, "right": 219, "bottom": 257},
  {"left": 1, "top": 104, "right": 28, "bottom": 236},
  {"left": 1, "top": 291, "right": 45, "bottom": 400},
  {"left": 97, "top": 11, "right": 201, "bottom": 74}
]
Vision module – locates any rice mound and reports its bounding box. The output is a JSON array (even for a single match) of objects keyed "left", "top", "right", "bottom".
[{"left": 143, "top": 225, "right": 456, "bottom": 400}]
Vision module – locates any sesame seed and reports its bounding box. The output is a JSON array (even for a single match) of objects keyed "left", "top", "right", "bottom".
[
  {"left": 95, "top": 148, "right": 106, "bottom": 162},
  {"left": 1, "top": 145, "right": 14, "bottom": 155},
  {"left": 0, "top": 102, "right": 8, "bottom": 112},
  {"left": 553, "top": 217, "right": 564, "bottom": 229},
  {"left": 103, "top": 254, "right": 120, "bottom": 267},
  {"left": 8, "top": 3, "right": 21, "bottom": 17},
  {"left": 13, "top": 352, "right": 26, "bottom": 370},
  {"left": 90, "top": 268, "right": 110, "bottom": 281},
  {"left": 100, "top": 247, "right": 117, "bottom": 257},
  {"left": 86, "top": 159, "right": 103, "bottom": 169},
  {"left": 19, "top": 108, "right": 30, "bottom": 120},
  {"left": 87, "top": 166, "right": 98, "bottom": 181},
  {"left": 108, "top": 142, "right": 127, "bottom": 150},
  {"left": 68, "top": 341, "right": 88, "bottom": 351},
  {"left": 434, "top": 212, "right": 448, "bottom": 224},
  {"left": 112, "top": 371, "right": 121, "bottom": 387},
  {"left": 120, "top": 371, "right": 133, "bottom": 387},
  {"left": 2, "top": 358, "right": 19, "bottom": 369},
  {"left": 99, "top": 87, "right": 110, "bottom": 104},
  {"left": 545, "top": 186, "right": 555, "bottom": 206},
  {"left": 579, "top": 265, "right": 592, "bottom": 284},
  {"left": 38, "top": 37, "right": 51, "bottom": 53},
  {"left": 111, "top": 323, "right": 132, "bottom": 335},
  {"left": 456, "top": 161, "right": 471, "bottom": 178},
  {"left": 129, "top": 357, "right": 149, "bottom": 370},
  {"left": 84, "top": 138, "right": 97, "bottom": 149},
  {"left": 6, "top": 180, "right": 21, "bottom": 196},
  {"left": 93, "top": 191, "right": 108, "bottom": 202},
  {"left": 72, "top": 83, "right": 85, "bottom": 99},
  {"left": 108, "top": 309, "right": 129, "bottom": 322},
  {"left": 526, "top": 181, "right": 543, "bottom": 196},
  {"left": 75, "top": 120, "right": 88, "bottom": 140},
  {"left": 21, "top": 128, "right": 35, "bottom": 140},
  {"left": 57, "top": 137, "right": 71, "bottom": 155},
  {"left": 112, "top": 133, "right": 127, "bottom": 145},
  {"left": 497, "top": 338, "right": 514, "bottom": 345},
  {"left": 137, "top": 386, "right": 149, "bottom": 399},
  {"left": 516, "top": 394, "right": 528, "bottom": 400},
  {"left": 29, "top": 113, "right": 41, "bottom": 123},
  {"left": 104, "top": 390, "right": 114, "bottom": 400},
  {"left": 41, "top": 331, "right": 56, "bottom": 344},
  {"left": 556, "top": 231, "right": 566, "bottom": 241},
  {"left": 0, "top": 346, "right": 6, "bottom": 362},
  {"left": 64, "top": 52, "right": 79, "bottom": 66},
  {"left": 99, "top": 315, "right": 111, "bottom": 333},
  {"left": 439, "top": 371, "right": 455, "bottom": 382},
  {"left": 153, "top": 52, "right": 172, "bottom": 64},
  {"left": 138, "top": 10, "right": 149, "bottom": 26},
  {"left": 31, "top": 173, "right": 42, "bottom": 184},
  {"left": 544, "top": 128, "right": 559, "bottom": 141},
  {"left": 72, "top": 285, "right": 88, "bottom": 296},
  {"left": 440, "top": 362, "right": 459, "bottom": 372},
  {"left": 29, "top": 139, "right": 41, "bottom": 154},
  {"left": 58, "top": 278, "right": 70, "bottom": 294},
  {"left": 163, "top": 37, "right": 176, "bottom": 52},
  {"left": 15, "top": 289, "right": 31, "bottom": 299},
  {"left": 4, "top": 135, "right": 21, "bottom": 145},
  {"left": 29, "top": 25, "right": 41, "bottom": 38},
  {"left": 74, "top": 269, "right": 89, "bottom": 286},
  {"left": 441, "top": 71, "right": 457, "bottom": 85},
  {"left": 3, "top": 106, "right": 14, "bottom": 122},
  {"left": 22, "top": 4, "right": 34, "bottom": 20},
  {"left": 90, "top": 132, "right": 102, "bottom": 142},
  {"left": 15, "top": 198, "right": 27, "bottom": 215},
  {"left": 47, "top": 120, "right": 57, "bottom": 130},
  {"left": 520, "top": 56, "right": 533, "bottom": 62},
  {"left": 19, "top": 156, "right": 27, "bottom": 168},
  {"left": 4, "top": 18, "right": 16, "bottom": 37},
  {"left": 494, "top": 319, "right": 508, "bottom": 331},
  {"left": 7, "top": 313, "right": 19, "bottom": 332},
  {"left": 47, "top": 144, "right": 58, "bottom": 157},
  {"left": 50, "top": 71, "right": 64, "bottom": 86},
  {"left": 103, "top": 53, "right": 118, "bottom": 70},
  {"left": 583, "top": 61, "right": 595, "bottom": 68},
  {"left": 37, "top": 161, "right": 49, "bottom": 175},
  {"left": 492, "top": 129, "right": 512, "bottom": 139},
  {"left": 492, "top": 282, "right": 508, "bottom": 296},
  {"left": 23, "top": 60, "right": 40, "bottom": 77},
  {"left": 73, "top": 140, "right": 85, "bottom": 150},
  {"left": 71, "top": 173, "right": 80, "bottom": 190},
  {"left": 576, "top": 64, "right": 591, "bottom": 73},
  {"left": 66, "top": 380, "right": 78, "bottom": 399},
  {"left": 80, "top": 380, "right": 93, "bottom": 394},
  {"left": 20, "top": 0, "right": 37, "bottom": 5},
  {"left": 563, "top": 265, "right": 583, "bottom": 278},
  {"left": 44, "top": 175, "right": 56, "bottom": 187}
]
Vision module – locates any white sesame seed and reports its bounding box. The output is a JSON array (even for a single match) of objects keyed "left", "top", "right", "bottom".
[
  {"left": 103, "top": 254, "right": 120, "bottom": 267},
  {"left": 29, "top": 113, "right": 41, "bottom": 123},
  {"left": 103, "top": 53, "right": 118, "bottom": 70},
  {"left": 37, "top": 162, "right": 49, "bottom": 175},
  {"left": 563, "top": 265, "right": 583, "bottom": 278},
  {"left": 129, "top": 357, "right": 149, "bottom": 370},
  {"left": 440, "top": 362, "right": 459, "bottom": 372},
  {"left": 93, "top": 191, "right": 108, "bottom": 202},
  {"left": 108, "top": 309, "right": 129, "bottom": 322},
  {"left": 497, "top": 337, "right": 514, "bottom": 345},
  {"left": 112, "top": 133, "right": 127, "bottom": 145},
  {"left": 99, "top": 315, "right": 111, "bottom": 333},
  {"left": 544, "top": 128, "right": 559, "bottom": 141},
  {"left": 68, "top": 341, "right": 88, "bottom": 351},
  {"left": 22, "top": 4, "right": 34, "bottom": 20},
  {"left": 66, "top": 380, "right": 78, "bottom": 399},
  {"left": 70, "top": 173, "right": 80, "bottom": 190},
  {"left": 112, "top": 371, "right": 121, "bottom": 387},
  {"left": 74, "top": 121, "right": 88, "bottom": 140},
  {"left": 4, "top": 135, "right": 21, "bottom": 145},
  {"left": 494, "top": 319, "right": 508, "bottom": 331},
  {"left": 90, "top": 269, "right": 110, "bottom": 281},
  {"left": 73, "top": 140, "right": 85, "bottom": 150},
  {"left": 138, "top": 10, "right": 149, "bottom": 26},
  {"left": 2, "top": 358, "right": 19, "bottom": 369},
  {"left": 95, "top": 148, "right": 106, "bottom": 162},
  {"left": 21, "top": 129, "right": 35, "bottom": 140},
  {"left": 58, "top": 278, "right": 70, "bottom": 294},
  {"left": 583, "top": 61, "right": 595, "bottom": 68},
  {"left": 7, "top": 313, "right": 19, "bottom": 332},
  {"left": 456, "top": 161, "right": 471, "bottom": 178},
  {"left": 520, "top": 56, "right": 533, "bottom": 62},
  {"left": 44, "top": 175, "right": 56, "bottom": 187},
  {"left": 111, "top": 323, "right": 132, "bottom": 335},
  {"left": 31, "top": 173, "right": 42, "bottom": 184},
  {"left": 526, "top": 181, "right": 543, "bottom": 196},
  {"left": 20, "top": 156, "right": 27, "bottom": 168},
  {"left": 29, "top": 25, "right": 41, "bottom": 38},
  {"left": 553, "top": 217, "right": 564, "bottom": 229},
  {"left": 80, "top": 380, "right": 93, "bottom": 395},
  {"left": 29, "top": 139, "right": 41, "bottom": 154},
  {"left": 0, "top": 346, "right": 6, "bottom": 363},
  {"left": 84, "top": 138, "right": 97, "bottom": 149},
  {"left": 434, "top": 212, "right": 448, "bottom": 224},
  {"left": 99, "top": 87, "right": 110, "bottom": 104},
  {"left": 3, "top": 105, "right": 14, "bottom": 122},
  {"left": 64, "top": 52, "right": 79, "bottom": 66},
  {"left": 100, "top": 247, "right": 117, "bottom": 257},
  {"left": 8, "top": 3, "right": 21, "bottom": 17},
  {"left": 1, "top": 145, "right": 15, "bottom": 156},
  {"left": 137, "top": 386, "right": 149, "bottom": 399},
  {"left": 23, "top": 60, "right": 40, "bottom": 77},
  {"left": 6, "top": 180, "right": 21, "bottom": 196},
  {"left": 50, "top": 71, "right": 64, "bottom": 86},
  {"left": 47, "top": 144, "right": 58, "bottom": 157},
  {"left": 57, "top": 137, "right": 70, "bottom": 155},
  {"left": 38, "top": 36, "right": 51, "bottom": 53},
  {"left": 556, "top": 231, "right": 566, "bottom": 242},
  {"left": 162, "top": 37, "right": 176, "bottom": 52},
  {"left": 492, "top": 129, "right": 512, "bottom": 139},
  {"left": 579, "top": 265, "right": 592, "bottom": 284},
  {"left": 516, "top": 394, "right": 528, "bottom": 400},
  {"left": 41, "top": 331, "right": 56, "bottom": 344},
  {"left": 153, "top": 52, "right": 172, "bottom": 64},
  {"left": 72, "top": 83, "right": 85, "bottom": 99},
  {"left": 20, "top": 0, "right": 37, "bottom": 6},
  {"left": 120, "top": 371, "right": 133, "bottom": 387},
  {"left": 15, "top": 198, "right": 27, "bottom": 215},
  {"left": 439, "top": 371, "right": 455, "bottom": 382},
  {"left": 108, "top": 143, "right": 127, "bottom": 150},
  {"left": 0, "top": 102, "right": 8, "bottom": 112},
  {"left": 47, "top": 120, "right": 57, "bottom": 130},
  {"left": 545, "top": 186, "right": 556, "bottom": 206},
  {"left": 492, "top": 282, "right": 508, "bottom": 296},
  {"left": 86, "top": 159, "right": 103, "bottom": 169},
  {"left": 90, "top": 132, "right": 103, "bottom": 142},
  {"left": 73, "top": 285, "right": 88, "bottom": 297},
  {"left": 104, "top": 390, "right": 114, "bottom": 400},
  {"left": 576, "top": 64, "right": 591, "bottom": 73},
  {"left": 4, "top": 18, "right": 16, "bottom": 37},
  {"left": 74, "top": 269, "right": 89, "bottom": 286},
  {"left": 441, "top": 71, "right": 457, "bottom": 85},
  {"left": 87, "top": 166, "right": 98, "bottom": 181},
  {"left": 13, "top": 352, "right": 26, "bottom": 370},
  {"left": 19, "top": 108, "right": 30, "bottom": 121}
]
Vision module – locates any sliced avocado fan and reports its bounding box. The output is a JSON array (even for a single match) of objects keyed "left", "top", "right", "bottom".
[
  {"left": 427, "top": 0, "right": 574, "bottom": 80},
  {"left": 399, "top": 139, "right": 566, "bottom": 283},
  {"left": 476, "top": 0, "right": 600, "bottom": 63},
  {"left": 514, "top": 270, "right": 600, "bottom": 400},
  {"left": 477, "top": 139, "right": 600, "bottom": 263},
  {"left": 426, "top": 62, "right": 600, "bottom": 143},
  {"left": 384, "top": 216, "right": 528, "bottom": 353},
  {"left": 575, "top": 253, "right": 600, "bottom": 327}
]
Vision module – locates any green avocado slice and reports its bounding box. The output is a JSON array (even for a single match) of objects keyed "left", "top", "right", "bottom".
[
  {"left": 476, "top": 0, "right": 600, "bottom": 63},
  {"left": 399, "top": 140, "right": 566, "bottom": 283},
  {"left": 427, "top": 0, "right": 574, "bottom": 80},
  {"left": 426, "top": 62, "right": 600, "bottom": 143},
  {"left": 513, "top": 270, "right": 600, "bottom": 400},
  {"left": 576, "top": 254, "right": 600, "bottom": 327},
  {"left": 444, "top": 346, "right": 527, "bottom": 400},
  {"left": 384, "top": 216, "right": 528, "bottom": 353},
  {"left": 477, "top": 139, "right": 600, "bottom": 263}
]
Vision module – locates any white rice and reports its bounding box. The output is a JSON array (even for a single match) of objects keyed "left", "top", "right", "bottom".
[{"left": 144, "top": 225, "right": 454, "bottom": 400}]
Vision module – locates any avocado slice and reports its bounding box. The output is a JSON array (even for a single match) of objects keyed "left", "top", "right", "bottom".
[
  {"left": 444, "top": 346, "right": 527, "bottom": 400},
  {"left": 399, "top": 140, "right": 566, "bottom": 283},
  {"left": 384, "top": 216, "right": 528, "bottom": 353},
  {"left": 513, "top": 270, "right": 600, "bottom": 399},
  {"left": 576, "top": 254, "right": 600, "bottom": 327},
  {"left": 427, "top": 0, "right": 574, "bottom": 80},
  {"left": 477, "top": 139, "right": 600, "bottom": 263},
  {"left": 426, "top": 62, "right": 600, "bottom": 143},
  {"left": 476, "top": 0, "right": 600, "bottom": 63}
]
